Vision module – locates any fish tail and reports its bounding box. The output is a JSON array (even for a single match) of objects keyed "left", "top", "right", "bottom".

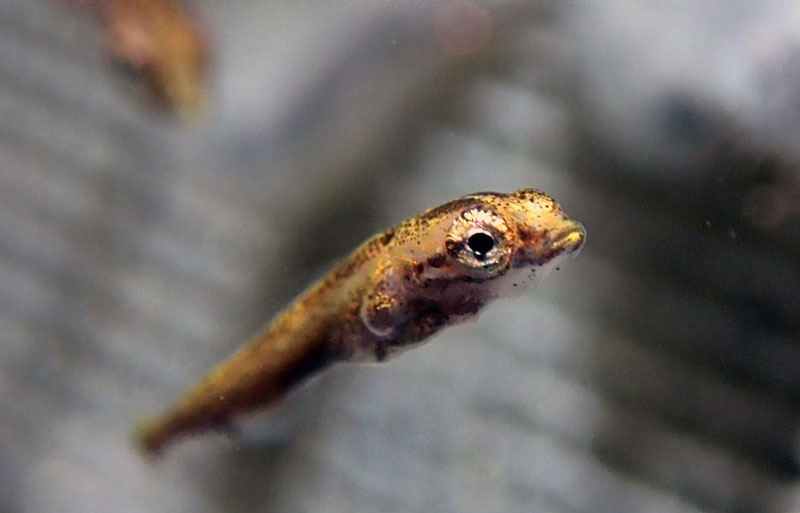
[
  {"left": 134, "top": 325, "right": 333, "bottom": 455},
  {"left": 135, "top": 416, "right": 191, "bottom": 456}
]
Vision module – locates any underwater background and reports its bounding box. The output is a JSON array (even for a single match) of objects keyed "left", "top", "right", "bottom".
[{"left": 1, "top": 1, "right": 799, "bottom": 512}]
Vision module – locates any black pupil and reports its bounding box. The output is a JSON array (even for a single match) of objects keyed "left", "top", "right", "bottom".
[{"left": 467, "top": 232, "right": 495, "bottom": 259}]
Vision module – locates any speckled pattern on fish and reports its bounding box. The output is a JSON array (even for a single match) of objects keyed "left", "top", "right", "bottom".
[{"left": 136, "top": 188, "right": 585, "bottom": 455}]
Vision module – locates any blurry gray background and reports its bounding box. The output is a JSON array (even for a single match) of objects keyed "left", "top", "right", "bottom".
[{"left": 2, "top": 1, "right": 800, "bottom": 512}]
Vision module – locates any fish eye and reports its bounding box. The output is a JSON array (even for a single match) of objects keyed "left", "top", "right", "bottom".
[
  {"left": 445, "top": 207, "right": 510, "bottom": 275},
  {"left": 466, "top": 231, "right": 495, "bottom": 260}
]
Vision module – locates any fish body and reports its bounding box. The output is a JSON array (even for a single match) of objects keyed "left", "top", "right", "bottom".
[{"left": 136, "top": 188, "right": 585, "bottom": 454}]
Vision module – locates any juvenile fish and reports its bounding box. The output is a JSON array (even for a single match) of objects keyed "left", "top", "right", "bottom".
[
  {"left": 136, "top": 188, "right": 585, "bottom": 454},
  {"left": 68, "top": 0, "right": 208, "bottom": 117}
]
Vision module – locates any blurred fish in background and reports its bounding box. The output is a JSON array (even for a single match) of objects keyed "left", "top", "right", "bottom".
[
  {"left": 66, "top": 0, "right": 208, "bottom": 117},
  {"left": 1, "top": 1, "right": 799, "bottom": 513}
]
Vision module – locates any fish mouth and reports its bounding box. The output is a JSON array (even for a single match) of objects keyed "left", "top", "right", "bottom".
[
  {"left": 512, "top": 221, "right": 586, "bottom": 268},
  {"left": 552, "top": 222, "right": 586, "bottom": 255}
]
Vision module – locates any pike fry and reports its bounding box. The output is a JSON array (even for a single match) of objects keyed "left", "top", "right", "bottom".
[{"left": 136, "top": 189, "right": 585, "bottom": 455}]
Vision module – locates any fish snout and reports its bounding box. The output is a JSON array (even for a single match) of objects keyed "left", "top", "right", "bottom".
[{"left": 552, "top": 221, "right": 586, "bottom": 255}]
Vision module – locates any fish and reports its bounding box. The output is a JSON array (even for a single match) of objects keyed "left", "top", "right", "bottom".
[
  {"left": 135, "top": 188, "right": 586, "bottom": 455},
  {"left": 67, "top": 0, "right": 208, "bottom": 117}
]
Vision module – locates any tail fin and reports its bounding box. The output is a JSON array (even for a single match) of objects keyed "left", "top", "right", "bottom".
[{"left": 134, "top": 326, "right": 333, "bottom": 455}]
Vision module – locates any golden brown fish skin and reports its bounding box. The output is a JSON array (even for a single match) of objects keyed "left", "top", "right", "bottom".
[{"left": 136, "top": 189, "right": 585, "bottom": 455}]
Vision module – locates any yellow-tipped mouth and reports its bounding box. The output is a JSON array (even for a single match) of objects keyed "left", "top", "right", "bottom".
[{"left": 554, "top": 224, "right": 586, "bottom": 254}]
